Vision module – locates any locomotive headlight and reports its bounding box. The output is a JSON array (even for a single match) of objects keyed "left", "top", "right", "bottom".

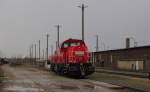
[{"left": 75, "top": 51, "right": 84, "bottom": 56}]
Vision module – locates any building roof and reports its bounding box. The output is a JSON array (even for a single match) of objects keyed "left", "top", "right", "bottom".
[{"left": 94, "top": 45, "right": 150, "bottom": 53}]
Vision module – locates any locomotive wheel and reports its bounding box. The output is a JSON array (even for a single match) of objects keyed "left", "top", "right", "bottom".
[
  {"left": 50, "top": 64, "right": 55, "bottom": 72},
  {"left": 54, "top": 65, "right": 58, "bottom": 73},
  {"left": 54, "top": 64, "right": 64, "bottom": 75},
  {"left": 60, "top": 68, "right": 64, "bottom": 75}
]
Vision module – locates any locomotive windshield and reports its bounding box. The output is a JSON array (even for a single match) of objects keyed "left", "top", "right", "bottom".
[
  {"left": 62, "top": 42, "right": 81, "bottom": 48},
  {"left": 70, "top": 42, "right": 80, "bottom": 46},
  {"left": 63, "top": 43, "right": 69, "bottom": 48}
]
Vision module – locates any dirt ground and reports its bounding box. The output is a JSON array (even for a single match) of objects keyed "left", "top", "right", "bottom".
[
  {"left": 0, "top": 67, "right": 3, "bottom": 85},
  {"left": 0, "top": 65, "right": 132, "bottom": 92}
]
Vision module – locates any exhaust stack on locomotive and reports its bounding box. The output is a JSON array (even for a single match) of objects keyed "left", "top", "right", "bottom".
[{"left": 49, "top": 38, "right": 95, "bottom": 77}]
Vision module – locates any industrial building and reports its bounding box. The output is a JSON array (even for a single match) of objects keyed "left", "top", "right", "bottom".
[
  {"left": 94, "top": 45, "right": 150, "bottom": 72},
  {"left": 94, "top": 38, "right": 150, "bottom": 72}
]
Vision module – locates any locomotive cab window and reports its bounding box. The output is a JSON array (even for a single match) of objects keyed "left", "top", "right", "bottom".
[
  {"left": 62, "top": 42, "right": 81, "bottom": 48},
  {"left": 62, "top": 43, "right": 69, "bottom": 48},
  {"left": 70, "top": 42, "right": 80, "bottom": 46}
]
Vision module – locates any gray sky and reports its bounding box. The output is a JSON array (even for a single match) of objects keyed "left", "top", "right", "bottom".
[{"left": 0, "top": 0, "right": 150, "bottom": 57}]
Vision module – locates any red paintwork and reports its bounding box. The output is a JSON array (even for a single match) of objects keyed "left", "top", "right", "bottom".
[{"left": 50, "top": 38, "right": 89, "bottom": 64}]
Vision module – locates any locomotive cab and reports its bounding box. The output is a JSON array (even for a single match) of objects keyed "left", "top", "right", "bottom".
[{"left": 61, "top": 39, "right": 89, "bottom": 64}]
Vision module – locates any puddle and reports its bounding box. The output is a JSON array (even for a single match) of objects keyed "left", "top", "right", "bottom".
[{"left": 4, "top": 86, "right": 44, "bottom": 92}]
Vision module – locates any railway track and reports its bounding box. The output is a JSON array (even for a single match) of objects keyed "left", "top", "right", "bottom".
[{"left": 95, "top": 68, "right": 149, "bottom": 78}]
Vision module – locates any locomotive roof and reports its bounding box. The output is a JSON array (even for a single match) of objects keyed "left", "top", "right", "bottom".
[{"left": 63, "top": 38, "right": 84, "bottom": 43}]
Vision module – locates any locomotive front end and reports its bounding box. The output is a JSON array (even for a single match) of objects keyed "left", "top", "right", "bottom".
[
  {"left": 50, "top": 38, "right": 95, "bottom": 77},
  {"left": 65, "top": 40, "right": 95, "bottom": 77}
]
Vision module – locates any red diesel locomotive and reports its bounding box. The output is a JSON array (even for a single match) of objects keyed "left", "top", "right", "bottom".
[{"left": 50, "top": 38, "right": 95, "bottom": 77}]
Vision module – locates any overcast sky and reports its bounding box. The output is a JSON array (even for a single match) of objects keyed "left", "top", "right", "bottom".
[{"left": 0, "top": 0, "right": 150, "bottom": 57}]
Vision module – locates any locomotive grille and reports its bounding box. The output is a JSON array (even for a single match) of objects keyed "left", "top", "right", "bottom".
[{"left": 75, "top": 51, "right": 84, "bottom": 56}]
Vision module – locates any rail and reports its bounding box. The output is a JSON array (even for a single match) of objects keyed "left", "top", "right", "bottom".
[{"left": 96, "top": 68, "right": 150, "bottom": 79}]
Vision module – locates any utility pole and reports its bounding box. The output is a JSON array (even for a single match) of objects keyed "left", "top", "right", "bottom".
[
  {"left": 56, "top": 41, "right": 58, "bottom": 50},
  {"left": 78, "top": 4, "right": 88, "bottom": 41},
  {"left": 55, "top": 24, "right": 61, "bottom": 48},
  {"left": 29, "top": 46, "right": 31, "bottom": 59},
  {"left": 42, "top": 49, "right": 45, "bottom": 60},
  {"left": 39, "top": 40, "right": 41, "bottom": 60},
  {"left": 46, "top": 34, "right": 49, "bottom": 61},
  {"left": 29, "top": 46, "right": 32, "bottom": 64},
  {"left": 30, "top": 44, "right": 33, "bottom": 64},
  {"left": 51, "top": 45, "right": 53, "bottom": 56},
  {"left": 96, "top": 35, "right": 99, "bottom": 52},
  {"left": 45, "top": 48, "right": 47, "bottom": 60},
  {"left": 35, "top": 44, "right": 36, "bottom": 62},
  {"left": 31, "top": 44, "right": 34, "bottom": 59}
]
